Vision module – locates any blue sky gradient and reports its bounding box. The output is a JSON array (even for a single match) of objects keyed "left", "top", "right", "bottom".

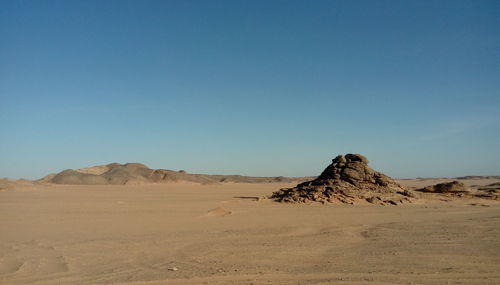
[{"left": 1, "top": 0, "right": 499, "bottom": 179}]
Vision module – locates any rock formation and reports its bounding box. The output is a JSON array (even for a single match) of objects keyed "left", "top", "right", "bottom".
[
  {"left": 416, "top": 181, "right": 468, "bottom": 193},
  {"left": 41, "top": 163, "right": 309, "bottom": 185},
  {"left": 271, "top": 154, "right": 412, "bottom": 205},
  {"left": 416, "top": 181, "right": 499, "bottom": 200}
]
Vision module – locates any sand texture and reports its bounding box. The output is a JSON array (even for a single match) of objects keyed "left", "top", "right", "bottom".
[{"left": 1, "top": 178, "right": 499, "bottom": 285}]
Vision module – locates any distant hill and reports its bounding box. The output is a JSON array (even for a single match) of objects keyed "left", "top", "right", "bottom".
[
  {"left": 39, "top": 163, "right": 312, "bottom": 185},
  {"left": 455, "top": 175, "right": 500, "bottom": 180}
]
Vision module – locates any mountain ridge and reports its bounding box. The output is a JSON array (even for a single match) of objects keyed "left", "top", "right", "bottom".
[{"left": 38, "top": 162, "right": 312, "bottom": 185}]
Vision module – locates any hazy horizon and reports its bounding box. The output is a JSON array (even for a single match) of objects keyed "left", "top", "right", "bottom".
[
  {"left": 1, "top": 0, "right": 499, "bottom": 179},
  {"left": 8, "top": 160, "right": 500, "bottom": 181}
]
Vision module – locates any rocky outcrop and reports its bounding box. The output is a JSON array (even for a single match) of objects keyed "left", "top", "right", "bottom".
[
  {"left": 416, "top": 181, "right": 468, "bottom": 193},
  {"left": 271, "top": 154, "right": 412, "bottom": 205},
  {"left": 42, "top": 163, "right": 309, "bottom": 185},
  {"left": 416, "top": 181, "right": 499, "bottom": 200}
]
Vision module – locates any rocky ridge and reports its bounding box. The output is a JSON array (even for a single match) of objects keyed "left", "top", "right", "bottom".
[
  {"left": 416, "top": 181, "right": 499, "bottom": 200},
  {"left": 416, "top": 181, "right": 468, "bottom": 193},
  {"left": 41, "top": 163, "right": 308, "bottom": 185}
]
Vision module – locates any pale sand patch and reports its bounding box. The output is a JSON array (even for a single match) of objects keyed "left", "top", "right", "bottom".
[
  {"left": 0, "top": 181, "right": 499, "bottom": 284},
  {"left": 75, "top": 165, "right": 112, "bottom": 175},
  {"left": 205, "top": 207, "right": 232, "bottom": 217}
]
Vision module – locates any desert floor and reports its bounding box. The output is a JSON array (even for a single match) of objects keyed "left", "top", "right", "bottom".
[{"left": 1, "top": 180, "right": 499, "bottom": 284}]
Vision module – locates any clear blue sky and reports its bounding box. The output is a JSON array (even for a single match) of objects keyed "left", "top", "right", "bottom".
[{"left": 1, "top": 0, "right": 499, "bottom": 179}]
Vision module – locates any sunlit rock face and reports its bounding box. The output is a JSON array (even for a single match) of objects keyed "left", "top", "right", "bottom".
[{"left": 271, "top": 154, "right": 410, "bottom": 205}]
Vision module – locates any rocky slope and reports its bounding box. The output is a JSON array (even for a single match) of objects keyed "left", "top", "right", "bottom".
[
  {"left": 40, "top": 163, "right": 308, "bottom": 185},
  {"left": 416, "top": 181, "right": 499, "bottom": 200},
  {"left": 271, "top": 154, "right": 413, "bottom": 205}
]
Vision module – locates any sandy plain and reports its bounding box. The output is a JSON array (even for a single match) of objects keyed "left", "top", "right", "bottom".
[{"left": 1, "top": 179, "right": 499, "bottom": 285}]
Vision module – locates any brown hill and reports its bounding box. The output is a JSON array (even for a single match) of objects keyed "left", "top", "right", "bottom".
[
  {"left": 0, "top": 178, "right": 36, "bottom": 191},
  {"left": 41, "top": 163, "right": 308, "bottom": 185},
  {"left": 416, "top": 181, "right": 469, "bottom": 193},
  {"left": 415, "top": 180, "right": 499, "bottom": 200},
  {"left": 271, "top": 154, "right": 413, "bottom": 205}
]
